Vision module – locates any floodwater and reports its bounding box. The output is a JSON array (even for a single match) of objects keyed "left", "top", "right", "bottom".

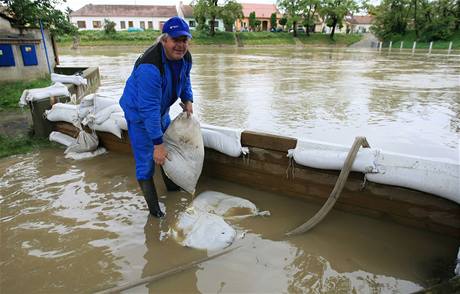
[
  {"left": 57, "top": 45, "right": 460, "bottom": 162},
  {"left": 1, "top": 149, "right": 458, "bottom": 293},
  {"left": 1, "top": 46, "right": 459, "bottom": 293}
]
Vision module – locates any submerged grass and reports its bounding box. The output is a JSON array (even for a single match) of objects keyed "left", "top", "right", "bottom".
[
  {"left": 0, "top": 134, "right": 56, "bottom": 158},
  {"left": 0, "top": 78, "right": 51, "bottom": 111}
]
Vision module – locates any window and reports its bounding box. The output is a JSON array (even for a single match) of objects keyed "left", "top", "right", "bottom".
[
  {"left": 77, "top": 21, "right": 86, "bottom": 28},
  {"left": 120, "top": 21, "right": 126, "bottom": 29},
  {"left": 189, "top": 20, "right": 196, "bottom": 27},
  {"left": 159, "top": 21, "right": 165, "bottom": 31},
  {"left": 208, "top": 20, "right": 219, "bottom": 28},
  {"left": 148, "top": 21, "right": 153, "bottom": 29},
  {"left": 92, "top": 21, "right": 102, "bottom": 28},
  {"left": 140, "top": 21, "right": 145, "bottom": 29},
  {"left": 128, "top": 21, "right": 134, "bottom": 28}
]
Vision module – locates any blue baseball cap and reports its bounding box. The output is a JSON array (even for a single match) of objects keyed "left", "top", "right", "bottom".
[{"left": 162, "top": 16, "right": 192, "bottom": 39}]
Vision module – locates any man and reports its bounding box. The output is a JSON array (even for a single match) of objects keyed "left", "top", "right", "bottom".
[{"left": 119, "top": 16, "right": 193, "bottom": 218}]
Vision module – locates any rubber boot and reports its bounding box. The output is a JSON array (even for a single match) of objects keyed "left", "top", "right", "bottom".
[
  {"left": 138, "top": 179, "right": 165, "bottom": 218},
  {"left": 161, "top": 167, "right": 180, "bottom": 191}
]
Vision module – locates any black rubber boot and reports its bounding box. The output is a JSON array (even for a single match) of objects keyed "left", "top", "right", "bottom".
[
  {"left": 160, "top": 167, "right": 180, "bottom": 191},
  {"left": 138, "top": 179, "right": 165, "bottom": 218}
]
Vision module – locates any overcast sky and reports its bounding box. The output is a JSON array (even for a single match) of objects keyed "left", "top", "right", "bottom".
[{"left": 63, "top": 0, "right": 277, "bottom": 11}]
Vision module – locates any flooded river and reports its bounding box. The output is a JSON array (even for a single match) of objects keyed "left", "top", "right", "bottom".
[{"left": 1, "top": 46, "right": 459, "bottom": 293}]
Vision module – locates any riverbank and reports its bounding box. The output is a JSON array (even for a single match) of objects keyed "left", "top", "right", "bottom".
[
  {"left": 56, "top": 30, "right": 363, "bottom": 47},
  {"left": 381, "top": 31, "right": 460, "bottom": 49}
]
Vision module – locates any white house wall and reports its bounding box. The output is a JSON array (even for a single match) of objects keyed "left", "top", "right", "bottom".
[{"left": 70, "top": 16, "right": 173, "bottom": 31}]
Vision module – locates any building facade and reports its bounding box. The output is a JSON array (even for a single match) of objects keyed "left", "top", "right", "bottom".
[
  {"left": 236, "top": 3, "right": 281, "bottom": 32},
  {"left": 70, "top": 4, "right": 177, "bottom": 31},
  {"left": 0, "top": 14, "right": 57, "bottom": 82}
]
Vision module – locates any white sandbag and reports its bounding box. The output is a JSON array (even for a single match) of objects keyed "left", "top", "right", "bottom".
[
  {"left": 110, "top": 112, "right": 127, "bottom": 130},
  {"left": 163, "top": 112, "right": 204, "bottom": 195},
  {"left": 65, "top": 147, "right": 107, "bottom": 160},
  {"left": 19, "top": 82, "right": 70, "bottom": 106},
  {"left": 94, "top": 96, "right": 119, "bottom": 113},
  {"left": 95, "top": 104, "right": 123, "bottom": 124},
  {"left": 78, "top": 104, "right": 92, "bottom": 119},
  {"left": 64, "top": 128, "right": 98, "bottom": 154},
  {"left": 49, "top": 131, "right": 76, "bottom": 147},
  {"left": 366, "top": 151, "right": 460, "bottom": 204},
  {"left": 45, "top": 103, "right": 79, "bottom": 124},
  {"left": 92, "top": 118, "right": 122, "bottom": 139},
  {"left": 201, "top": 124, "right": 248, "bottom": 157},
  {"left": 51, "top": 73, "right": 87, "bottom": 86},
  {"left": 289, "top": 139, "right": 378, "bottom": 173},
  {"left": 174, "top": 209, "right": 236, "bottom": 251},
  {"left": 172, "top": 191, "right": 268, "bottom": 251},
  {"left": 80, "top": 93, "right": 95, "bottom": 107},
  {"left": 193, "top": 191, "right": 260, "bottom": 218}
]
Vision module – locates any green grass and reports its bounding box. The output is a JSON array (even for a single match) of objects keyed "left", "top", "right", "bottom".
[
  {"left": 383, "top": 31, "right": 460, "bottom": 49},
  {"left": 0, "top": 134, "right": 56, "bottom": 158},
  {"left": 297, "top": 33, "right": 363, "bottom": 46},
  {"left": 0, "top": 78, "right": 51, "bottom": 111},
  {"left": 239, "top": 32, "right": 296, "bottom": 45},
  {"left": 191, "top": 30, "right": 236, "bottom": 45},
  {"left": 56, "top": 29, "right": 365, "bottom": 47}
]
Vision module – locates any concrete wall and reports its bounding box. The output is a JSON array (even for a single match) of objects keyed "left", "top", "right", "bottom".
[{"left": 0, "top": 24, "right": 56, "bottom": 82}]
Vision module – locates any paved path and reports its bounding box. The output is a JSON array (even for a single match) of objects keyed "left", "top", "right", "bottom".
[{"left": 349, "top": 33, "right": 379, "bottom": 48}]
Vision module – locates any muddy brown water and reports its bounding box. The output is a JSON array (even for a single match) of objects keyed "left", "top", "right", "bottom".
[{"left": 1, "top": 148, "right": 458, "bottom": 293}]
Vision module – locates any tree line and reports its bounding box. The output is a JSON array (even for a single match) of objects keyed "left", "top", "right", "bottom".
[{"left": 370, "top": 0, "right": 460, "bottom": 41}]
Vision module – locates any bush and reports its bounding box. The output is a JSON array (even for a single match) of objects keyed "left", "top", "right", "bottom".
[{"left": 104, "top": 19, "right": 116, "bottom": 34}]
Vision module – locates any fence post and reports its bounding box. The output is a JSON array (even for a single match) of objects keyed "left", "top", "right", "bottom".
[
  {"left": 379, "top": 42, "right": 382, "bottom": 52},
  {"left": 389, "top": 41, "right": 392, "bottom": 52},
  {"left": 428, "top": 42, "right": 433, "bottom": 54},
  {"left": 400, "top": 41, "right": 404, "bottom": 51},
  {"left": 412, "top": 41, "right": 416, "bottom": 54},
  {"left": 448, "top": 42, "right": 453, "bottom": 55}
]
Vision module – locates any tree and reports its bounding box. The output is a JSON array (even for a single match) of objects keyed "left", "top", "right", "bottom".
[
  {"left": 104, "top": 18, "right": 116, "bottom": 34},
  {"left": 371, "top": 0, "right": 412, "bottom": 40},
  {"left": 320, "top": 0, "right": 357, "bottom": 39},
  {"left": 279, "top": 16, "right": 288, "bottom": 30},
  {"left": 270, "top": 12, "right": 277, "bottom": 30},
  {"left": 192, "top": 0, "right": 220, "bottom": 36},
  {"left": 221, "top": 0, "right": 243, "bottom": 32},
  {"left": 302, "top": 0, "right": 321, "bottom": 35},
  {"left": 248, "top": 11, "right": 257, "bottom": 31},
  {"left": 1, "top": 0, "right": 77, "bottom": 36},
  {"left": 278, "top": 0, "right": 303, "bottom": 37}
]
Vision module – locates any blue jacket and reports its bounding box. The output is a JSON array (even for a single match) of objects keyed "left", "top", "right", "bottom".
[{"left": 120, "top": 42, "right": 193, "bottom": 145}]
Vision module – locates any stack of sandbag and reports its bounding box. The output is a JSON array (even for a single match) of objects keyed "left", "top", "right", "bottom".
[
  {"left": 51, "top": 73, "right": 87, "bottom": 86},
  {"left": 19, "top": 82, "right": 70, "bottom": 107},
  {"left": 172, "top": 191, "right": 270, "bottom": 251},
  {"left": 81, "top": 95, "right": 124, "bottom": 138}
]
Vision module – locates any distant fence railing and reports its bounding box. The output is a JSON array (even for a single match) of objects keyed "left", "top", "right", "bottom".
[{"left": 372, "top": 40, "right": 455, "bottom": 55}]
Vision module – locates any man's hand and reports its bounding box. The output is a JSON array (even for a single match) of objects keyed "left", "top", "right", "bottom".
[
  {"left": 154, "top": 143, "right": 168, "bottom": 165},
  {"left": 180, "top": 101, "right": 193, "bottom": 117}
]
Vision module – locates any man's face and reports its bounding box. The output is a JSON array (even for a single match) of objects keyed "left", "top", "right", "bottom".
[{"left": 162, "top": 36, "right": 189, "bottom": 60}]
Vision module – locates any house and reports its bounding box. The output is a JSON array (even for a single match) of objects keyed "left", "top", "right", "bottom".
[
  {"left": 237, "top": 3, "right": 281, "bottom": 32},
  {"left": 0, "top": 12, "right": 58, "bottom": 82},
  {"left": 348, "top": 15, "right": 374, "bottom": 33},
  {"left": 178, "top": 3, "right": 225, "bottom": 32},
  {"left": 70, "top": 4, "right": 177, "bottom": 31}
]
